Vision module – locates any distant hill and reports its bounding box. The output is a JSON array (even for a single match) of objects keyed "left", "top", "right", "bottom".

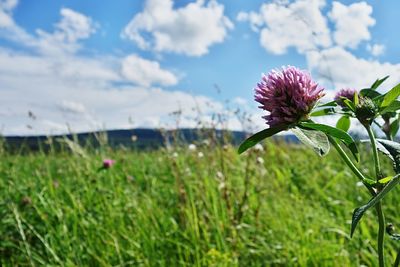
[{"left": 2, "top": 128, "right": 300, "bottom": 153}]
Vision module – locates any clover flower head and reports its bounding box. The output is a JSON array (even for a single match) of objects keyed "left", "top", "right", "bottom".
[
  {"left": 255, "top": 66, "right": 324, "bottom": 127},
  {"left": 103, "top": 159, "right": 115, "bottom": 169},
  {"left": 334, "top": 88, "right": 357, "bottom": 107}
]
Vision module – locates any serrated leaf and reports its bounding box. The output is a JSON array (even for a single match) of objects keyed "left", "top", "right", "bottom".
[
  {"left": 381, "top": 83, "right": 400, "bottom": 108},
  {"left": 336, "top": 116, "right": 350, "bottom": 132},
  {"left": 351, "top": 174, "right": 400, "bottom": 237},
  {"left": 375, "top": 139, "right": 400, "bottom": 173},
  {"left": 371, "top": 76, "right": 389, "bottom": 90},
  {"left": 300, "top": 122, "right": 359, "bottom": 162},
  {"left": 291, "top": 127, "right": 330, "bottom": 156},
  {"left": 238, "top": 125, "right": 287, "bottom": 154}
]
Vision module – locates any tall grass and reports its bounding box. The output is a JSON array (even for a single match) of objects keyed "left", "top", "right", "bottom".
[{"left": 1, "top": 138, "right": 400, "bottom": 266}]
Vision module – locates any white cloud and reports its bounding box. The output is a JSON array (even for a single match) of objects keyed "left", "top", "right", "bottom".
[
  {"left": 57, "top": 8, "right": 96, "bottom": 42},
  {"left": 0, "top": 3, "right": 242, "bottom": 136},
  {"left": 35, "top": 8, "right": 97, "bottom": 55},
  {"left": 307, "top": 46, "right": 400, "bottom": 90},
  {"left": 236, "top": 11, "right": 264, "bottom": 32},
  {"left": 122, "top": 0, "right": 233, "bottom": 56},
  {"left": 0, "top": 0, "right": 17, "bottom": 27},
  {"left": 238, "top": 0, "right": 400, "bottom": 98},
  {"left": 237, "top": 0, "right": 331, "bottom": 54},
  {"left": 0, "top": 0, "right": 17, "bottom": 10},
  {"left": 58, "top": 100, "right": 87, "bottom": 114},
  {"left": 0, "top": 0, "right": 31, "bottom": 48},
  {"left": 232, "top": 97, "right": 248, "bottom": 106},
  {"left": 121, "top": 54, "right": 178, "bottom": 87},
  {"left": 367, "top": 43, "right": 385, "bottom": 57},
  {"left": 0, "top": 5, "right": 97, "bottom": 55},
  {"left": 328, "top": 1, "right": 375, "bottom": 49},
  {"left": 237, "top": 0, "right": 376, "bottom": 54},
  {"left": 0, "top": 48, "right": 242, "bottom": 135}
]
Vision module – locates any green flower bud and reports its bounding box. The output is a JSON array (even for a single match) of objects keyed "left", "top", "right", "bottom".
[{"left": 355, "top": 96, "right": 378, "bottom": 125}]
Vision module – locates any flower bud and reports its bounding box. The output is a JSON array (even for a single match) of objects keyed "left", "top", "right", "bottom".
[{"left": 355, "top": 96, "right": 377, "bottom": 125}]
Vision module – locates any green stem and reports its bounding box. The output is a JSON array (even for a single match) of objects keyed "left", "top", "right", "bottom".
[
  {"left": 365, "top": 124, "right": 385, "bottom": 267},
  {"left": 328, "top": 135, "right": 365, "bottom": 181},
  {"left": 328, "top": 136, "right": 376, "bottom": 196},
  {"left": 327, "top": 136, "right": 365, "bottom": 182},
  {"left": 366, "top": 125, "right": 382, "bottom": 179},
  {"left": 376, "top": 202, "right": 385, "bottom": 267}
]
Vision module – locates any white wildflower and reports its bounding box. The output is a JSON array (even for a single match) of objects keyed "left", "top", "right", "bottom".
[
  {"left": 254, "top": 143, "right": 264, "bottom": 152},
  {"left": 218, "top": 182, "right": 226, "bottom": 190},
  {"left": 188, "top": 144, "right": 197, "bottom": 151},
  {"left": 202, "top": 139, "right": 210, "bottom": 146},
  {"left": 216, "top": 171, "right": 224, "bottom": 180}
]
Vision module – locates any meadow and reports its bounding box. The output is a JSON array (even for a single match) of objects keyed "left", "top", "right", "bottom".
[{"left": 1, "top": 137, "right": 400, "bottom": 266}]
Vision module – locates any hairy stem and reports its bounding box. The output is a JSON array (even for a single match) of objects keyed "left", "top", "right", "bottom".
[
  {"left": 365, "top": 124, "right": 385, "bottom": 267},
  {"left": 366, "top": 125, "right": 382, "bottom": 179},
  {"left": 328, "top": 136, "right": 376, "bottom": 197},
  {"left": 328, "top": 136, "right": 366, "bottom": 180}
]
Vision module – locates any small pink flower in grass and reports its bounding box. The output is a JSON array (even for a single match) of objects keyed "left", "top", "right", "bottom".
[
  {"left": 334, "top": 88, "right": 357, "bottom": 107},
  {"left": 255, "top": 66, "right": 325, "bottom": 127},
  {"left": 103, "top": 159, "right": 115, "bottom": 169}
]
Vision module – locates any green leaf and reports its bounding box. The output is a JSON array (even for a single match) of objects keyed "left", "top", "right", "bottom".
[
  {"left": 310, "top": 108, "right": 336, "bottom": 117},
  {"left": 336, "top": 116, "right": 351, "bottom": 132},
  {"left": 378, "top": 176, "right": 393, "bottom": 184},
  {"left": 291, "top": 127, "right": 330, "bottom": 156},
  {"left": 363, "top": 177, "right": 377, "bottom": 186},
  {"left": 353, "top": 91, "right": 359, "bottom": 106},
  {"left": 343, "top": 99, "right": 356, "bottom": 112},
  {"left": 375, "top": 139, "right": 400, "bottom": 173},
  {"left": 300, "top": 122, "right": 353, "bottom": 144},
  {"left": 317, "top": 101, "right": 337, "bottom": 108},
  {"left": 300, "top": 122, "right": 359, "bottom": 161},
  {"left": 351, "top": 174, "right": 400, "bottom": 237},
  {"left": 390, "top": 119, "right": 400, "bottom": 139},
  {"left": 371, "top": 76, "right": 389, "bottom": 90},
  {"left": 381, "top": 83, "right": 400, "bottom": 108},
  {"left": 238, "top": 125, "right": 287, "bottom": 154},
  {"left": 380, "top": 100, "right": 400, "bottom": 114},
  {"left": 360, "top": 88, "right": 382, "bottom": 99}
]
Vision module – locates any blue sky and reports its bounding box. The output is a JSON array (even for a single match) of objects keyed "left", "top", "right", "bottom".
[{"left": 0, "top": 0, "right": 399, "bottom": 135}]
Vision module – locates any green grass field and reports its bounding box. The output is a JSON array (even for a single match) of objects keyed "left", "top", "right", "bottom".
[{"left": 1, "top": 139, "right": 400, "bottom": 266}]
